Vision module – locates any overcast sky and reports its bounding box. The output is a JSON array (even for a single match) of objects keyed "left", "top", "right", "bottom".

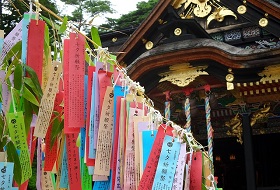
[{"left": 57, "top": 0, "right": 148, "bottom": 25}]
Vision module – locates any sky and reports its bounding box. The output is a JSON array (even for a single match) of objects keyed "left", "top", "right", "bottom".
[{"left": 57, "top": 0, "right": 148, "bottom": 26}]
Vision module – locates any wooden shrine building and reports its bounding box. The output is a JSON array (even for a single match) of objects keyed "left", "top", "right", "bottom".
[{"left": 101, "top": 0, "right": 280, "bottom": 189}]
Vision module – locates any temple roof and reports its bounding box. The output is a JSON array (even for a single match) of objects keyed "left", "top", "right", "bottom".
[{"left": 100, "top": 0, "right": 280, "bottom": 138}]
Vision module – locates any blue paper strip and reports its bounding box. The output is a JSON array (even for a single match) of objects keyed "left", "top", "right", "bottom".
[
  {"left": 21, "top": 13, "right": 34, "bottom": 65},
  {"left": 89, "top": 72, "right": 96, "bottom": 159},
  {"left": 0, "top": 162, "right": 14, "bottom": 189},
  {"left": 142, "top": 130, "right": 158, "bottom": 170},
  {"left": 152, "top": 135, "right": 181, "bottom": 190},
  {"left": 60, "top": 141, "right": 69, "bottom": 188}
]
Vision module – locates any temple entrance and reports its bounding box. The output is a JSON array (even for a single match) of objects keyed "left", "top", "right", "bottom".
[{"left": 211, "top": 133, "right": 280, "bottom": 189}]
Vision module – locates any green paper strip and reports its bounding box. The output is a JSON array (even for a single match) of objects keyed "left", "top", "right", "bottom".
[{"left": 7, "top": 111, "right": 32, "bottom": 183}]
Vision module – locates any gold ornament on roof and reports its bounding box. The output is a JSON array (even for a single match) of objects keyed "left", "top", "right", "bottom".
[
  {"left": 207, "top": 7, "right": 237, "bottom": 27},
  {"left": 145, "top": 41, "right": 154, "bottom": 50},
  {"left": 158, "top": 63, "right": 208, "bottom": 87},
  {"left": 258, "top": 64, "right": 280, "bottom": 83},
  {"left": 237, "top": 5, "right": 247, "bottom": 14},
  {"left": 174, "top": 28, "right": 182, "bottom": 36},
  {"left": 259, "top": 18, "right": 268, "bottom": 27},
  {"left": 171, "top": 0, "right": 237, "bottom": 28}
]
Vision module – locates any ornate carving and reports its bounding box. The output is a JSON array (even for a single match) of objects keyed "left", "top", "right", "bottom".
[
  {"left": 224, "top": 29, "right": 242, "bottom": 42},
  {"left": 207, "top": 7, "right": 237, "bottom": 27},
  {"left": 225, "top": 114, "right": 243, "bottom": 144},
  {"left": 172, "top": 0, "right": 237, "bottom": 27},
  {"left": 258, "top": 64, "right": 280, "bottom": 83},
  {"left": 159, "top": 63, "right": 208, "bottom": 87},
  {"left": 250, "top": 103, "right": 275, "bottom": 126}
]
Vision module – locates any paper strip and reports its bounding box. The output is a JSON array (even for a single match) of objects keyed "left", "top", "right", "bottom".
[
  {"left": 60, "top": 140, "right": 68, "bottom": 188},
  {"left": 41, "top": 171, "right": 54, "bottom": 190},
  {"left": 63, "top": 39, "right": 79, "bottom": 134},
  {"left": 7, "top": 111, "right": 32, "bottom": 183},
  {"left": 0, "top": 162, "right": 14, "bottom": 189},
  {"left": 0, "top": 20, "right": 22, "bottom": 64},
  {"left": 152, "top": 136, "right": 181, "bottom": 189},
  {"left": 123, "top": 105, "right": 144, "bottom": 190},
  {"left": 94, "top": 70, "right": 112, "bottom": 149},
  {"left": 26, "top": 19, "right": 45, "bottom": 84},
  {"left": 21, "top": 13, "right": 34, "bottom": 65},
  {"left": 86, "top": 66, "right": 95, "bottom": 166},
  {"left": 66, "top": 133, "right": 81, "bottom": 189},
  {"left": 94, "top": 86, "right": 114, "bottom": 176},
  {"left": 67, "top": 33, "right": 85, "bottom": 128},
  {"left": 133, "top": 118, "right": 150, "bottom": 189},
  {"left": 34, "top": 62, "right": 62, "bottom": 138},
  {"left": 190, "top": 152, "right": 203, "bottom": 190},
  {"left": 172, "top": 143, "right": 187, "bottom": 190},
  {"left": 141, "top": 130, "right": 158, "bottom": 175},
  {"left": 138, "top": 124, "right": 173, "bottom": 190}
]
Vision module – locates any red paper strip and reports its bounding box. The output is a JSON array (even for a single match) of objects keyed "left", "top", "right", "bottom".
[
  {"left": 93, "top": 70, "right": 113, "bottom": 149},
  {"left": 44, "top": 91, "right": 63, "bottom": 171},
  {"left": 111, "top": 96, "right": 122, "bottom": 189},
  {"left": 138, "top": 124, "right": 173, "bottom": 190},
  {"left": 86, "top": 66, "right": 95, "bottom": 166},
  {"left": 98, "top": 70, "right": 113, "bottom": 114},
  {"left": 63, "top": 39, "right": 80, "bottom": 134},
  {"left": 44, "top": 120, "right": 57, "bottom": 171},
  {"left": 68, "top": 33, "right": 85, "bottom": 128},
  {"left": 26, "top": 20, "right": 45, "bottom": 84},
  {"left": 190, "top": 152, "right": 203, "bottom": 190},
  {"left": 66, "top": 133, "right": 82, "bottom": 189}
]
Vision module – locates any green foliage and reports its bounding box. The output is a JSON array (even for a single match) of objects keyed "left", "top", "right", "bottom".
[
  {"left": 0, "top": 0, "right": 59, "bottom": 36},
  {"left": 91, "top": 26, "right": 102, "bottom": 49},
  {"left": 60, "top": 0, "right": 114, "bottom": 30},
  {"left": 100, "top": 0, "right": 159, "bottom": 30},
  {"left": 6, "top": 141, "right": 22, "bottom": 185},
  {"left": 50, "top": 118, "right": 63, "bottom": 148}
]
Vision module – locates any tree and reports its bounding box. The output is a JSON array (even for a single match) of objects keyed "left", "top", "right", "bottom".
[
  {"left": 0, "top": 0, "right": 59, "bottom": 36},
  {"left": 60, "top": 0, "right": 114, "bottom": 31},
  {"left": 100, "top": 0, "right": 159, "bottom": 31}
]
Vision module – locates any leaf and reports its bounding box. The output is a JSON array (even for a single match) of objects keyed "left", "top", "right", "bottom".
[
  {"left": 91, "top": 26, "right": 102, "bottom": 49},
  {"left": 30, "top": 103, "right": 39, "bottom": 115},
  {"left": 41, "top": 15, "right": 60, "bottom": 31},
  {"left": 76, "top": 133, "right": 81, "bottom": 147},
  {"left": 24, "top": 99, "right": 33, "bottom": 136},
  {"left": 6, "top": 141, "right": 22, "bottom": 185},
  {"left": 50, "top": 119, "right": 64, "bottom": 148},
  {"left": 14, "top": 64, "right": 23, "bottom": 91},
  {"left": 24, "top": 65, "right": 43, "bottom": 99},
  {"left": 5, "top": 51, "right": 21, "bottom": 80},
  {"left": 22, "top": 86, "right": 39, "bottom": 106},
  {"left": 10, "top": 87, "right": 21, "bottom": 113},
  {"left": 2, "top": 41, "right": 22, "bottom": 68},
  {"left": 85, "top": 41, "right": 94, "bottom": 66},
  {"left": 44, "top": 24, "right": 50, "bottom": 61},
  {"left": 24, "top": 77, "right": 40, "bottom": 99},
  {"left": 58, "top": 17, "right": 68, "bottom": 34}
]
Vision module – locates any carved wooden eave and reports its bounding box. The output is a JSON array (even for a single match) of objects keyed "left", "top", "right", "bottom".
[
  {"left": 126, "top": 38, "right": 280, "bottom": 80},
  {"left": 117, "top": 0, "right": 280, "bottom": 67}
]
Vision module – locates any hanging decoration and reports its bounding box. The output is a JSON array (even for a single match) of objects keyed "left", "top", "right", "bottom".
[{"left": 0, "top": 1, "right": 221, "bottom": 190}]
